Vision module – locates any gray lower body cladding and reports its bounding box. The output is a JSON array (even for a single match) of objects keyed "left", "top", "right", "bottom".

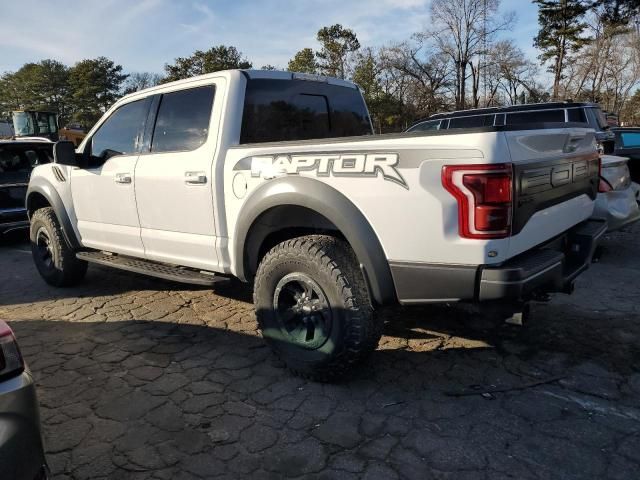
[{"left": 390, "top": 219, "right": 607, "bottom": 305}]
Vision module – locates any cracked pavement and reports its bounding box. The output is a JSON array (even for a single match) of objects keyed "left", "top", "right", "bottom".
[{"left": 1, "top": 225, "right": 639, "bottom": 479}]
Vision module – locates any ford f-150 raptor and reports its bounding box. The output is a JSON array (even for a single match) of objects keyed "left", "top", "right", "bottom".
[{"left": 26, "top": 69, "right": 606, "bottom": 380}]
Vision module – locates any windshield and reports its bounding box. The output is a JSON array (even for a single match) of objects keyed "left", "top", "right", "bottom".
[
  {"left": 407, "top": 120, "right": 442, "bottom": 132},
  {"left": 12, "top": 112, "right": 58, "bottom": 137},
  {"left": 586, "top": 107, "right": 608, "bottom": 131},
  {"left": 12, "top": 112, "right": 34, "bottom": 136}
]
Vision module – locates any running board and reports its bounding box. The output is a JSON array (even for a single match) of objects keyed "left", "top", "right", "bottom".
[{"left": 76, "top": 251, "right": 225, "bottom": 286}]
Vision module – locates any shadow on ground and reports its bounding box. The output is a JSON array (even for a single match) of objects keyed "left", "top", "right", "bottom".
[{"left": 2, "top": 227, "right": 640, "bottom": 478}]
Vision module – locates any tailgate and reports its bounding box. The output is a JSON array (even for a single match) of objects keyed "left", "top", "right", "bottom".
[{"left": 505, "top": 128, "right": 599, "bottom": 257}]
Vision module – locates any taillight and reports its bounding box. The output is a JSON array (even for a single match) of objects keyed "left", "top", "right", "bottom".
[
  {"left": 442, "top": 164, "right": 513, "bottom": 239},
  {"left": 597, "top": 156, "right": 612, "bottom": 192},
  {"left": 599, "top": 178, "right": 613, "bottom": 192},
  {"left": 0, "top": 321, "right": 24, "bottom": 380}
]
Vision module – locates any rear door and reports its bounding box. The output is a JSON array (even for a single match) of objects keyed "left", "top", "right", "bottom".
[
  {"left": 0, "top": 143, "right": 44, "bottom": 225},
  {"left": 134, "top": 80, "right": 222, "bottom": 271},
  {"left": 504, "top": 127, "right": 599, "bottom": 257}
]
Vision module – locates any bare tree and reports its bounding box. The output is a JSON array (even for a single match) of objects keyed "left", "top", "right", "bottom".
[
  {"left": 123, "top": 72, "right": 163, "bottom": 94},
  {"left": 563, "top": 7, "right": 640, "bottom": 117},
  {"left": 485, "top": 40, "right": 541, "bottom": 105},
  {"left": 424, "top": 0, "right": 514, "bottom": 108},
  {"left": 379, "top": 41, "right": 454, "bottom": 118}
]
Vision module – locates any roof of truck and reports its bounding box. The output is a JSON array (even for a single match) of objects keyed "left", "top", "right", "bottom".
[
  {"left": 428, "top": 102, "right": 601, "bottom": 120},
  {"left": 120, "top": 69, "right": 358, "bottom": 103}
]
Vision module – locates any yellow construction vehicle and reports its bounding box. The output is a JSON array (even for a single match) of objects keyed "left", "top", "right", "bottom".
[{"left": 9, "top": 110, "right": 86, "bottom": 146}]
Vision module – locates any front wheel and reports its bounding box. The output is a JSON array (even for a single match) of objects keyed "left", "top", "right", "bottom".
[
  {"left": 30, "top": 207, "right": 87, "bottom": 287},
  {"left": 254, "top": 235, "right": 382, "bottom": 382}
]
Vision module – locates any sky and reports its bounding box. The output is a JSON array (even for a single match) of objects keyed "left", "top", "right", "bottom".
[{"left": 0, "top": 0, "right": 541, "bottom": 75}]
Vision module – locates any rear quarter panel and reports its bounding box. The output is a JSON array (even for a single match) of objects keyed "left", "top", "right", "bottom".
[{"left": 225, "top": 131, "right": 520, "bottom": 272}]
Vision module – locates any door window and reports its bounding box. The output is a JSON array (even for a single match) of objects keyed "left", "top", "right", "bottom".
[
  {"left": 90, "top": 99, "right": 149, "bottom": 165},
  {"left": 620, "top": 132, "right": 640, "bottom": 148},
  {"left": 448, "top": 114, "right": 494, "bottom": 129},
  {"left": 505, "top": 109, "right": 565, "bottom": 125},
  {"left": 151, "top": 86, "right": 215, "bottom": 153},
  {"left": 567, "top": 108, "right": 587, "bottom": 123}
]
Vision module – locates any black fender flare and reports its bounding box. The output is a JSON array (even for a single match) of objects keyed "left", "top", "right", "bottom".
[
  {"left": 233, "top": 176, "right": 396, "bottom": 305},
  {"left": 26, "top": 177, "right": 81, "bottom": 249}
]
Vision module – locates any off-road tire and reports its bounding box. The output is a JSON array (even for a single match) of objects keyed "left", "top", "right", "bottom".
[
  {"left": 30, "top": 207, "right": 87, "bottom": 287},
  {"left": 254, "top": 235, "right": 382, "bottom": 382}
]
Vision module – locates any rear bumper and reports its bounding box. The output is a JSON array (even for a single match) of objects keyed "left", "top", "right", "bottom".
[
  {"left": 390, "top": 219, "right": 607, "bottom": 305},
  {"left": 478, "top": 219, "right": 606, "bottom": 300}
]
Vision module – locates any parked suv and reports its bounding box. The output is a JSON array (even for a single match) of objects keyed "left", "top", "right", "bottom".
[
  {"left": 27, "top": 70, "right": 604, "bottom": 380},
  {"left": 408, "top": 102, "right": 615, "bottom": 153},
  {"left": 613, "top": 127, "right": 640, "bottom": 184},
  {"left": 0, "top": 140, "right": 53, "bottom": 235}
]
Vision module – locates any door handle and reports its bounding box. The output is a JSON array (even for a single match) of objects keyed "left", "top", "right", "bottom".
[
  {"left": 115, "top": 173, "right": 132, "bottom": 184},
  {"left": 185, "top": 171, "right": 207, "bottom": 185}
]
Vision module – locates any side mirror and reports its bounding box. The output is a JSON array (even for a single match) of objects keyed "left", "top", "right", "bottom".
[{"left": 53, "top": 141, "right": 78, "bottom": 166}]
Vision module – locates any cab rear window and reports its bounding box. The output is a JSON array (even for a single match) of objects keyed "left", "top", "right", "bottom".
[{"left": 240, "top": 79, "right": 372, "bottom": 144}]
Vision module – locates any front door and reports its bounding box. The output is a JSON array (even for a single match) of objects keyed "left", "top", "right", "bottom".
[
  {"left": 71, "top": 98, "right": 150, "bottom": 256},
  {"left": 134, "top": 82, "right": 220, "bottom": 271}
]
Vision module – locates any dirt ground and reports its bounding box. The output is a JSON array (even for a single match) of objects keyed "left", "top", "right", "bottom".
[{"left": 0, "top": 224, "right": 639, "bottom": 479}]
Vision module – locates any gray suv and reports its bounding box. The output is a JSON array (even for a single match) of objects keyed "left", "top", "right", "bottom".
[{"left": 407, "top": 102, "right": 615, "bottom": 153}]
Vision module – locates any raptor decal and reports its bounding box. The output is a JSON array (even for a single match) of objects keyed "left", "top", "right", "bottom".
[{"left": 238, "top": 153, "right": 408, "bottom": 189}]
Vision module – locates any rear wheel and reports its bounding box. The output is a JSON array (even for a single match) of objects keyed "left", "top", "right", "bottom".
[
  {"left": 30, "top": 208, "right": 87, "bottom": 287},
  {"left": 254, "top": 235, "right": 382, "bottom": 382}
]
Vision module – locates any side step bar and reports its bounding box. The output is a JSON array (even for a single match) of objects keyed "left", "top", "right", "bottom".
[{"left": 76, "top": 251, "right": 225, "bottom": 286}]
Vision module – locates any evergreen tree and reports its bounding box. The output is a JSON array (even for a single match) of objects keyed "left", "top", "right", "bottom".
[
  {"left": 0, "top": 60, "right": 69, "bottom": 122},
  {"left": 315, "top": 24, "right": 360, "bottom": 79},
  {"left": 67, "top": 57, "right": 128, "bottom": 128},
  {"left": 163, "top": 45, "right": 252, "bottom": 82},
  {"left": 287, "top": 48, "right": 318, "bottom": 74},
  {"left": 533, "top": 0, "right": 591, "bottom": 99}
]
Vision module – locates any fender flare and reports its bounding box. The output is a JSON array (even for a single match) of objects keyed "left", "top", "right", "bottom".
[
  {"left": 26, "top": 177, "right": 81, "bottom": 250},
  {"left": 233, "top": 176, "right": 396, "bottom": 305}
]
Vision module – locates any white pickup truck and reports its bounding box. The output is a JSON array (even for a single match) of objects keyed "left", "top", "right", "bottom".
[{"left": 27, "top": 70, "right": 605, "bottom": 380}]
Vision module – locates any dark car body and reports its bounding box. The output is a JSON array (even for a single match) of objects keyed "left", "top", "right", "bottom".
[
  {"left": 0, "top": 320, "right": 48, "bottom": 479},
  {"left": 612, "top": 127, "right": 640, "bottom": 184},
  {"left": 0, "top": 140, "right": 53, "bottom": 234},
  {"left": 408, "top": 102, "right": 615, "bottom": 153}
]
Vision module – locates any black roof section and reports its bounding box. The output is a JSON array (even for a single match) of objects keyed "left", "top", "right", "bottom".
[{"left": 428, "top": 102, "right": 600, "bottom": 120}]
